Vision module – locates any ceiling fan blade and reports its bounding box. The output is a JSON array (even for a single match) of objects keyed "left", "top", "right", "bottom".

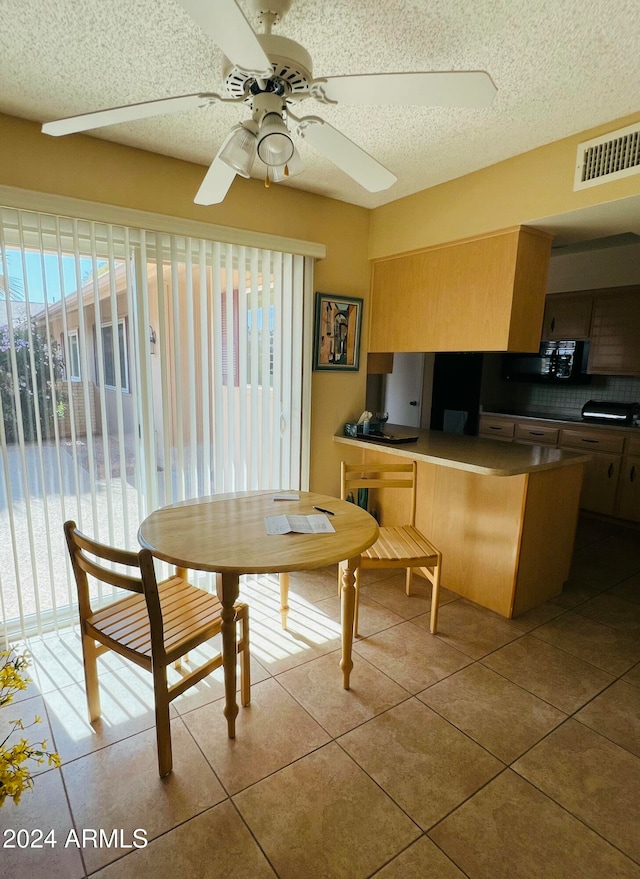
[
  {"left": 178, "top": 0, "right": 272, "bottom": 77},
  {"left": 292, "top": 115, "right": 396, "bottom": 193},
  {"left": 313, "top": 71, "right": 497, "bottom": 108},
  {"left": 42, "top": 92, "right": 221, "bottom": 136},
  {"left": 194, "top": 148, "right": 237, "bottom": 206}
]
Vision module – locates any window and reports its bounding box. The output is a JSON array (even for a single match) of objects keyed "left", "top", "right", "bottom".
[
  {"left": 67, "top": 330, "right": 81, "bottom": 380},
  {"left": 100, "top": 320, "right": 129, "bottom": 392},
  {"left": 0, "top": 204, "right": 311, "bottom": 639}
]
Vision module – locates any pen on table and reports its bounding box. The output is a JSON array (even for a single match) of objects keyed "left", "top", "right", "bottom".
[{"left": 313, "top": 505, "right": 335, "bottom": 516}]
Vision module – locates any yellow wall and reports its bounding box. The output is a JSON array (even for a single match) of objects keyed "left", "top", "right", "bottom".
[
  {"left": 4, "top": 109, "right": 640, "bottom": 496},
  {"left": 369, "top": 110, "right": 640, "bottom": 259},
  {"left": 0, "top": 113, "right": 371, "bottom": 496}
]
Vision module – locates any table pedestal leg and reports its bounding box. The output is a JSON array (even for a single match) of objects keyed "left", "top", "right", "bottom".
[
  {"left": 279, "top": 572, "right": 290, "bottom": 630},
  {"left": 340, "top": 555, "right": 360, "bottom": 689},
  {"left": 216, "top": 570, "right": 240, "bottom": 738}
]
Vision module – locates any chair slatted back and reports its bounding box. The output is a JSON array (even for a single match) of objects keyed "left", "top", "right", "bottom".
[
  {"left": 341, "top": 461, "right": 418, "bottom": 526},
  {"left": 64, "top": 521, "right": 166, "bottom": 661}
]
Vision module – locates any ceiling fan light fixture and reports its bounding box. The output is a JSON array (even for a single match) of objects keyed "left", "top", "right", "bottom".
[
  {"left": 270, "top": 146, "right": 303, "bottom": 182},
  {"left": 219, "top": 124, "right": 257, "bottom": 178},
  {"left": 257, "top": 112, "right": 294, "bottom": 166}
]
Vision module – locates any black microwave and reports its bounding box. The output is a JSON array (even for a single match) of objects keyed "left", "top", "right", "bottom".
[{"left": 502, "top": 340, "right": 591, "bottom": 384}]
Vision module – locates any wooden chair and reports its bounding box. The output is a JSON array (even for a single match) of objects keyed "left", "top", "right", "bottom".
[
  {"left": 339, "top": 461, "right": 442, "bottom": 636},
  {"left": 64, "top": 520, "right": 250, "bottom": 777}
]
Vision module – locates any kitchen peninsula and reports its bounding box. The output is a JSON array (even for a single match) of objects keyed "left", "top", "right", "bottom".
[{"left": 335, "top": 428, "right": 589, "bottom": 618}]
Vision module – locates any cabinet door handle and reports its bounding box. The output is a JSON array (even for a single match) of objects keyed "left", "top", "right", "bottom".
[
  {"left": 409, "top": 400, "right": 418, "bottom": 406},
  {"left": 631, "top": 465, "right": 636, "bottom": 484},
  {"left": 530, "top": 431, "right": 544, "bottom": 436},
  {"left": 550, "top": 317, "right": 555, "bottom": 332},
  {"left": 581, "top": 438, "right": 598, "bottom": 444},
  {"left": 489, "top": 426, "right": 502, "bottom": 430},
  {"left": 608, "top": 463, "right": 614, "bottom": 478}
]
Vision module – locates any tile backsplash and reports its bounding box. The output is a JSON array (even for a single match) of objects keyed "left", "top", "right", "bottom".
[{"left": 481, "top": 355, "right": 640, "bottom": 420}]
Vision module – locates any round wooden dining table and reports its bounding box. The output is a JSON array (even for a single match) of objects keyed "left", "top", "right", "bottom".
[{"left": 138, "top": 490, "right": 379, "bottom": 737}]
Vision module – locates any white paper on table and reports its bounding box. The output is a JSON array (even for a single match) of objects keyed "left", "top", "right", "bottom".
[
  {"left": 272, "top": 493, "right": 300, "bottom": 501},
  {"left": 264, "top": 514, "right": 335, "bottom": 535}
]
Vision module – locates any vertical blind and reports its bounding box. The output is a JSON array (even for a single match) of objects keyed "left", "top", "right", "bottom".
[{"left": 0, "top": 206, "right": 311, "bottom": 642}]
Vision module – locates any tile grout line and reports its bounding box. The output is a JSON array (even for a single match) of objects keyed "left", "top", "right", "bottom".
[{"left": 8, "top": 521, "right": 640, "bottom": 878}]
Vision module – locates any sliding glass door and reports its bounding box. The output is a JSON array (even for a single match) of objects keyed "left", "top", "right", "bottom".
[
  {"left": 0, "top": 206, "right": 311, "bottom": 641},
  {"left": 136, "top": 234, "right": 307, "bottom": 508}
]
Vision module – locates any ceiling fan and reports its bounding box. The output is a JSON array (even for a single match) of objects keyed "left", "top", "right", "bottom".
[{"left": 41, "top": 0, "right": 497, "bottom": 205}]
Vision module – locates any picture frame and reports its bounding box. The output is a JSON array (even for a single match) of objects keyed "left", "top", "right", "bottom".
[{"left": 313, "top": 293, "right": 363, "bottom": 371}]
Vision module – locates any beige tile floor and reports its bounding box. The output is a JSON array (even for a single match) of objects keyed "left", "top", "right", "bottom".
[{"left": 2, "top": 516, "right": 640, "bottom": 878}]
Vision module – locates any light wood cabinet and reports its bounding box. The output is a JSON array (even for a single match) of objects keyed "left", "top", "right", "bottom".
[
  {"left": 587, "top": 287, "right": 640, "bottom": 375},
  {"left": 514, "top": 424, "right": 559, "bottom": 445},
  {"left": 367, "top": 352, "right": 394, "bottom": 374},
  {"left": 357, "top": 444, "right": 583, "bottom": 618},
  {"left": 559, "top": 429, "right": 625, "bottom": 456},
  {"left": 480, "top": 414, "right": 640, "bottom": 522},
  {"left": 542, "top": 292, "right": 593, "bottom": 340},
  {"left": 479, "top": 415, "right": 560, "bottom": 445},
  {"left": 618, "top": 456, "right": 640, "bottom": 523},
  {"left": 478, "top": 416, "right": 515, "bottom": 441},
  {"left": 369, "top": 226, "right": 553, "bottom": 354},
  {"left": 577, "top": 452, "right": 622, "bottom": 516},
  {"left": 559, "top": 427, "right": 625, "bottom": 518},
  {"left": 618, "top": 436, "right": 640, "bottom": 523},
  {"left": 628, "top": 438, "right": 640, "bottom": 456}
]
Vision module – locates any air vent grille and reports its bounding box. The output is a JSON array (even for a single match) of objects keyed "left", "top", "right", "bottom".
[{"left": 574, "top": 122, "right": 640, "bottom": 190}]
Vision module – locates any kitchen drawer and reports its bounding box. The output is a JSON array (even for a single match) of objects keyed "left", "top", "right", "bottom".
[
  {"left": 514, "top": 424, "right": 559, "bottom": 445},
  {"left": 628, "top": 436, "right": 640, "bottom": 456},
  {"left": 479, "top": 417, "right": 515, "bottom": 440},
  {"left": 560, "top": 429, "right": 625, "bottom": 455}
]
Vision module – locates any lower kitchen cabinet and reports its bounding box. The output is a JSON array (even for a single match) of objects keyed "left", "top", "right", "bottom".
[
  {"left": 575, "top": 452, "right": 621, "bottom": 517},
  {"left": 558, "top": 427, "right": 625, "bottom": 517},
  {"left": 351, "top": 440, "right": 583, "bottom": 618},
  {"left": 478, "top": 414, "right": 639, "bottom": 522},
  {"left": 618, "top": 454, "right": 640, "bottom": 523},
  {"left": 618, "top": 437, "right": 640, "bottom": 522}
]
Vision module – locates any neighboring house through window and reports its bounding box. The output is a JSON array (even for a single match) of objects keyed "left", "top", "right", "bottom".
[
  {"left": 1, "top": 203, "right": 311, "bottom": 639},
  {"left": 99, "top": 319, "right": 129, "bottom": 392},
  {"left": 67, "top": 329, "right": 81, "bottom": 380}
]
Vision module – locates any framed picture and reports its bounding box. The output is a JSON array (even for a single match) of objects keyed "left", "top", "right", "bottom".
[{"left": 313, "top": 293, "right": 363, "bottom": 371}]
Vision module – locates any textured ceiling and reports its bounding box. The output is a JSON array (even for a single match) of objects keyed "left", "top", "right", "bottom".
[{"left": 1, "top": 0, "right": 639, "bottom": 210}]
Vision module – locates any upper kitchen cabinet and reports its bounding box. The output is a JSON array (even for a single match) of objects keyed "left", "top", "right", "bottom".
[
  {"left": 366, "top": 352, "right": 394, "bottom": 374},
  {"left": 542, "top": 291, "right": 593, "bottom": 340},
  {"left": 369, "top": 226, "right": 553, "bottom": 353},
  {"left": 588, "top": 286, "right": 640, "bottom": 375}
]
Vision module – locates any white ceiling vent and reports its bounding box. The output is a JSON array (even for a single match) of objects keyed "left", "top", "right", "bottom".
[{"left": 574, "top": 122, "right": 640, "bottom": 190}]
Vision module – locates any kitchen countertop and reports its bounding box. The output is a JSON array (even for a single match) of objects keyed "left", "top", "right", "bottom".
[
  {"left": 335, "top": 426, "right": 589, "bottom": 477},
  {"left": 482, "top": 410, "right": 639, "bottom": 433}
]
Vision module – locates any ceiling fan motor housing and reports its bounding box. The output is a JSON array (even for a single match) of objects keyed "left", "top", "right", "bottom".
[
  {"left": 245, "top": 0, "right": 293, "bottom": 24},
  {"left": 222, "top": 34, "right": 313, "bottom": 100}
]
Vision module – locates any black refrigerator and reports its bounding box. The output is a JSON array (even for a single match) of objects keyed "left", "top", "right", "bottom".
[{"left": 429, "top": 352, "right": 484, "bottom": 436}]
